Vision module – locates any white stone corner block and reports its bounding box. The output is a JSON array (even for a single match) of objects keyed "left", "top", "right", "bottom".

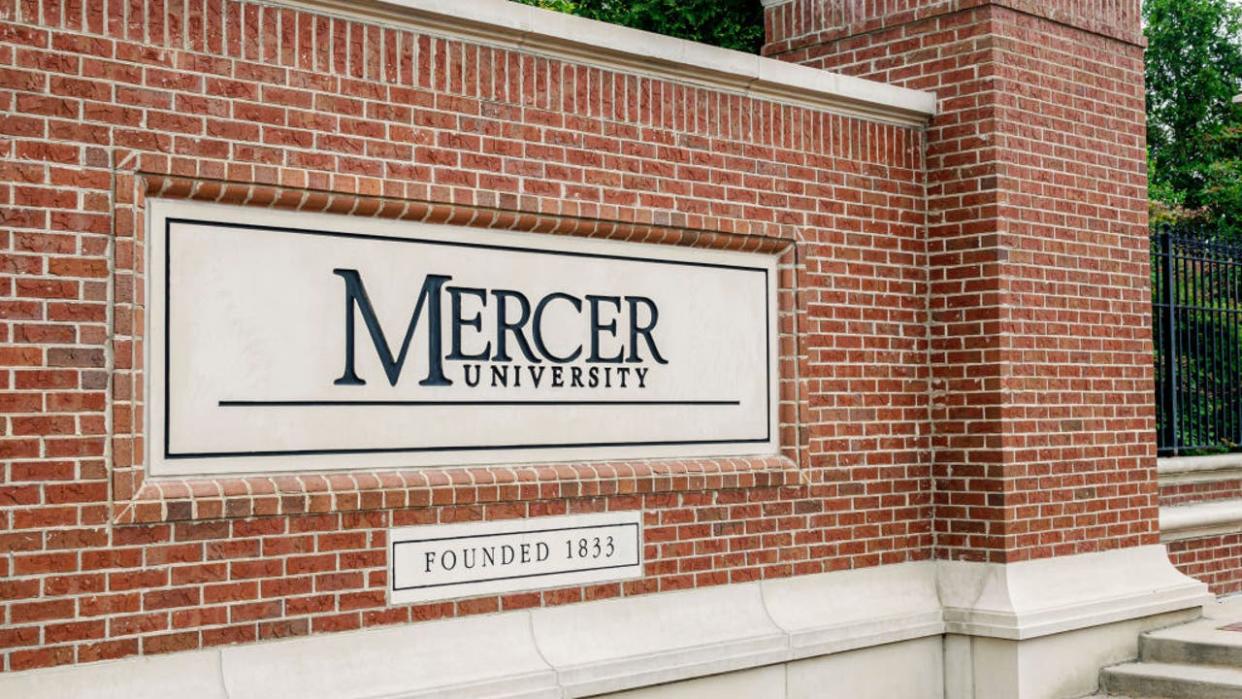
[{"left": 938, "top": 544, "right": 1211, "bottom": 641}]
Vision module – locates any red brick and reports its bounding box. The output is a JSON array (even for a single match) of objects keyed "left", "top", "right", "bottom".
[{"left": 11, "top": 598, "right": 76, "bottom": 623}]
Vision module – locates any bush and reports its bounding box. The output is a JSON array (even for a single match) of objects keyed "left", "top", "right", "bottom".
[{"left": 511, "top": 0, "right": 765, "bottom": 54}]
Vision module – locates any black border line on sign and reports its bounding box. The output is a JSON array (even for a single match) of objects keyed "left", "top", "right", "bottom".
[{"left": 162, "top": 216, "right": 773, "bottom": 460}]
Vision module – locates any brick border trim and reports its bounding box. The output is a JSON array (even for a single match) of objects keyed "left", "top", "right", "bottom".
[
  {"left": 762, "top": 0, "right": 1145, "bottom": 58},
  {"left": 109, "top": 160, "right": 806, "bottom": 525}
]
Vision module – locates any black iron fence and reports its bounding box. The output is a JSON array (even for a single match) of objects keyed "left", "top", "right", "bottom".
[{"left": 1153, "top": 229, "right": 1242, "bottom": 455}]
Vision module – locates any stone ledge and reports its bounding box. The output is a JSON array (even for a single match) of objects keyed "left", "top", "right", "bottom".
[
  {"left": 1162, "top": 500, "right": 1242, "bottom": 542},
  {"left": 1158, "top": 454, "right": 1242, "bottom": 538},
  {"left": 1159, "top": 454, "right": 1242, "bottom": 484},
  {"left": 283, "top": 0, "right": 937, "bottom": 126},
  {"left": 0, "top": 547, "right": 1207, "bottom": 698}
]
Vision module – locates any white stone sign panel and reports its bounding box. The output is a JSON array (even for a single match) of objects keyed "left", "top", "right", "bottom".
[
  {"left": 146, "top": 199, "right": 778, "bottom": 476},
  {"left": 389, "top": 512, "right": 643, "bottom": 603}
]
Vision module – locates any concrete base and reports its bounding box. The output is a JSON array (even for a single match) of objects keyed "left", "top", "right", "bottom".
[
  {"left": 0, "top": 546, "right": 1209, "bottom": 699},
  {"left": 946, "top": 609, "right": 1200, "bottom": 699}
]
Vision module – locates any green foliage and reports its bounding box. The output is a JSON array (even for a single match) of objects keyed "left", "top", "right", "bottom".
[
  {"left": 1150, "top": 158, "right": 1193, "bottom": 227},
  {"left": 1144, "top": 0, "right": 1242, "bottom": 235},
  {"left": 514, "top": 0, "right": 577, "bottom": 11},
  {"left": 510, "top": 0, "right": 764, "bottom": 53},
  {"left": 1200, "top": 124, "right": 1242, "bottom": 238}
]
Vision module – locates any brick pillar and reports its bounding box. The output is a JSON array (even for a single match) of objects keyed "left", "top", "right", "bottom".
[{"left": 765, "top": 0, "right": 1157, "bottom": 563}]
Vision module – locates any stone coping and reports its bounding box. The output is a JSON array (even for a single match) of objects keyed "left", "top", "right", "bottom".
[
  {"left": 1157, "top": 455, "right": 1242, "bottom": 542},
  {"left": 1162, "top": 500, "right": 1242, "bottom": 542},
  {"left": 1159, "top": 454, "right": 1242, "bottom": 482},
  {"left": 284, "top": 0, "right": 938, "bottom": 126}
]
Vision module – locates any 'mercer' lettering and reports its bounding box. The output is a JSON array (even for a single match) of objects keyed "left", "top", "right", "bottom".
[{"left": 333, "top": 268, "right": 668, "bottom": 387}]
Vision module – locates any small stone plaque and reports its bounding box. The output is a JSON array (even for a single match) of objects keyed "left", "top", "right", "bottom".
[{"left": 389, "top": 512, "right": 643, "bottom": 603}]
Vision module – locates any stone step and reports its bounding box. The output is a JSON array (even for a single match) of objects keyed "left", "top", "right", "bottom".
[
  {"left": 1142, "top": 629, "right": 1242, "bottom": 667},
  {"left": 1139, "top": 609, "right": 1242, "bottom": 668},
  {"left": 1101, "top": 661, "right": 1242, "bottom": 698}
]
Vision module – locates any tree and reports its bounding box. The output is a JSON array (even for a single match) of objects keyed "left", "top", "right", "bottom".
[
  {"left": 511, "top": 0, "right": 765, "bottom": 54},
  {"left": 1144, "top": 0, "right": 1242, "bottom": 222},
  {"left": 1200, "top": 122, "right": 1242, "bottom": 237}
]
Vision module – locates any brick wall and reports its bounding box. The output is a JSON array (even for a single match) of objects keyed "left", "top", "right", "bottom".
[
  {"left": 1169, "top": 534, "right": 1242, "bottom": 597},
  {"left": 0, "top": 0, "right": 934, "bottom": 671},
  {"left": 1159, "top": 473, "right": 1242, "bottom": 594},
  {"left": 1161, "top": 479, "right": 1242, "bottom": 508},
  {"left": 766, "top": 0, "right": 1157, "bottom": 563}
]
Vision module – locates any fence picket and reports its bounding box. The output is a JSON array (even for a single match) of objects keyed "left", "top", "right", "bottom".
[{"left": 1153, "top": 229, "right": 1242, "bottom": 455}]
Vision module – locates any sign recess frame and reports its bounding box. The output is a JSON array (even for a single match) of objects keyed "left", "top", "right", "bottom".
[{"left": 145, "top": 199, "right": 780, "bottom": 477}]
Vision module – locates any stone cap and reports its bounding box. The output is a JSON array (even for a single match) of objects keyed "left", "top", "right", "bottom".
[{"left": 292, "top": 0, "right": 938, "bottom": 125}]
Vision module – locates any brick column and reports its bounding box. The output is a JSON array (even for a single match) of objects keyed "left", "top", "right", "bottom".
[{"left": 765, "top": 0, "right": 1157, "bottom": 563}]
